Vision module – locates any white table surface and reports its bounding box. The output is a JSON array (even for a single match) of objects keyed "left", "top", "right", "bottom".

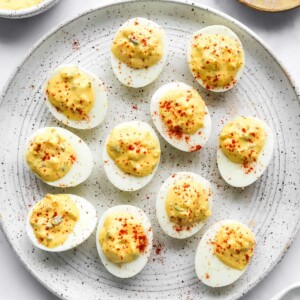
[{"left": 0, "top": 0, "right": 299, "bottom": 299}]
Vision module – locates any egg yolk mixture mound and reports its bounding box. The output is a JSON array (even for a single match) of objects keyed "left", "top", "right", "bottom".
[
  {"left": 46, "top": 66, "right": 95, "bottom": 121},
  {"left": 99, "top": 212, "right": 148, "bottom": 264},
  {"left": 0, "top": 0, "right": 42, "bottom": 10},
  {"left": 106, "top": 126, "right": 160, "bottom": 177},
  {"left": 219, "top": 117, "right": 266, "bottom": 164},
  {"left": 30, "top": 194, "right": 79, "bottom": 248},
  {"left": 190, "top": 34, "right": 244, "bottom": 90},
  {"left": 25, "top": 128, "right": 76, "bottom": 182},
  {"left": 111, "top": 21, "right": 163, "bottom": 69},
  {"left": 159, "top": 88, "right": 205, "bottom": 135},
  {"left": 214, "top": 223, "right": 255, "bottom": 270},
  {"left": 166, "top": 179, "right": 211, "bottom": 225}
]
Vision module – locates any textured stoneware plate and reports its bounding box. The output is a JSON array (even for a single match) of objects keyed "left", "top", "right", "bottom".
[
  {"left": 271, "top": 282, "right": 300, "bottom": 300},
  {"left": 0, "top": 0, "right": 60, "bottom": 19},
  {"left": 0, "top": 0, "right": 299, "bottom": 299},
  {"left": 239, "top": 0, "right": 300, "bottom": 12}
]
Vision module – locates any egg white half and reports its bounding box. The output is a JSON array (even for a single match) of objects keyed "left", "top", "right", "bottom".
[
  {"left": 156, "top": 172, "right": 213, "bottom": 239},
  {"left": 95, "top": 205, "right": 153, "bottom": 278},
  {"left": 111, "top": 17, "right": 168, "bottom": 88},
  {"left": 217, "top": 117, "right": 274, "bottom": 188},
  {"left": 195, "top": 220, "right": 255, "bottom": 287},
  {"left": 24, "top": 127, "right": 93, "bottom": 187},
  {"left": 44, "top": 64, "right": 108, "bottom": 129},
  {"left": 150, "top": 82, "right": 211, "bottom": 152},
  {"left": 187, "top": 25, "right": 245, "bottom": 92},
  {"left": 103, "top": 121, "right": 160, "bottom": 191},
  {"left": 26, "top": 194, "right": 97, "bottom": 252}
]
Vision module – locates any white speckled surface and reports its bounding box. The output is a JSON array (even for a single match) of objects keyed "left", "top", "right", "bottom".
[{"left": 0, "top": 1, "right": 300, "bottom": 300}]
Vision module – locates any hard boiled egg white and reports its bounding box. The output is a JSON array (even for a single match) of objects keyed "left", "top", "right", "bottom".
[
  {"left": 156, "top": 172, "right": 213, "bottom": 239},
  {"left": 187, "top": 25, "right": 245, "bottom": 92},
  {"left": 195, "top": 220, "right": 254, "bottom": 287},
  {"left": 111, "top": 17, "right": 168, "bottom": 88},
  {"left": 44, "top": 64, "right": 108, "bottom": 129},
  {"left": 24, "top": 127, "right": 93, "bottom": 187},
  {"left": 96, "top": 205, "right": 153, "bottom": 278},
  {"left": 26, "top": 194, "right": 97, "bottom": 252},
  {"left": 150, "top": 82, "right": 211, "bottom": 152},
  {"left": 103, "top": 121, "right": 160, "bottom": 191},
  {"left": 217, "top": 117, "right": 274, "bottom": 188}
]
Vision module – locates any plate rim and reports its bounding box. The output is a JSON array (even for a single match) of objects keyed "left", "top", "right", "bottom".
[{"left": 0, "top": 0, "right": 299, "bottom": 299}]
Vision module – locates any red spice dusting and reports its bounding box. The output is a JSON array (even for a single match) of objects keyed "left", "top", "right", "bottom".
[
  {"left": 242, "top": 161, "right": 255, "bottom": 174},
  {"left": 174, "top": 225, "right": 184, "bottom": 232},
  {"left": 132, "top": 105, "right": 138, "bottom": 110},
  {"left": 42, "top": 152, "right": 51, "bottom": 161},
  {"left": 69, "top": 154, "right": 76, "bottom": 163},
  {"left": 137, "top": 231, "right": 148, "bottom": 253},
  {"left": 153, "top": 242, "right": 163, "bottom": 255},
  {"left": 189, "top": 145, "right": 202, "bottom": 152},
  {"left": 205, "top": 273, "right": 210, "bottom": 280},
  {"left": 117, "top": 217, "right": 148, "bottom": 255},
  {"left": 141, "top": 38, "right": 147, "bottom": 46},
  {"left": 72, "top": 39, "right": 80, "bottom": 51},
  {"left": 119, "top": 229, "right": 127, "bottom": 235},
  {"left": 151, "top": 241, "right": 165, "bottom": 264},
  {"left": 155, "top": 247, "right": 161, "bottom": 255},
  {"left": 167, "top": 126, "right": 183, "bottom": 140}
]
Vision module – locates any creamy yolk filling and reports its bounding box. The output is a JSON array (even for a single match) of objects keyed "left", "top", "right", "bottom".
[
  {"left": 159, "top": 88, "right": 205, "bottom": 135},
  {"left": 30, "top": 194, "right": 79, "bottom": 248},
  {"left": 165, "top": 179, "right": 211, "bottom": 225},
  {"left": 99, "top": 212, "right": 148, "bottom": 264},
  {"left": 214, "top": 223, "right": 255, "bottom": 270},
  {"left": 106, "top": 126, "right": 160, "bottom": 177},
  {"left": 190, "top": 34, "right": 244, "bottom": 90},
  {"left": 0, "top": 0, "right": 42, "bottom": 10},
  {"left": 219, "top": 117, "right": 266, "bottom": 164},
  {"left": 46, "top": 66, "right": 95, "bottom": 121},
  {"left": 111, "top": 21, "right": 163, "bottom": 69},
  {"left": 25, "top": 128, "right": 76, "bottom": 182}
]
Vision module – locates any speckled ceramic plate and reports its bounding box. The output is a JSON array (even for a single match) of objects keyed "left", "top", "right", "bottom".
[
  {"left": 0, "top": 0, "right": 60, "bottom": 19},
  {"left": 0, "top": 1, "right": 299, "bottom": 299}
]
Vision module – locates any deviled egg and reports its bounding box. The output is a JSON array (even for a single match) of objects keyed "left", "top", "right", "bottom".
[
  {"left": 111, "top": 17, "right": 168, "bottom": 88},
  {"left": 195, "top": 220, "right": 255, "bottom": 287},
  {"left": 26, "top": 194, "right": 97, "bottom": 252},
  {"left": 150, "top": 82, "right": 211, "bottom": 152},
  {"left": 96, "top": 205, "right": 153, "bottom": 278},
  {"left": 156, "top": 172, "right": 212, "bottom": 239},
  {"left": 44, "top": 64, "right": 108, "bottom": 129},
  {"left": 0, "top": 0, "right": 43, "bottom": 10},
  {"left": 217, "top": 116, "right": 274, "bottom": 187},
  {"left": 103, "top": 121, "right": 161, "bottom": 191},
  {"left": 187, "top": 25, "right": 245, "bottom": 92},
  {"left": 24, "top": 127, "right": 93, "bottom": 187}
]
